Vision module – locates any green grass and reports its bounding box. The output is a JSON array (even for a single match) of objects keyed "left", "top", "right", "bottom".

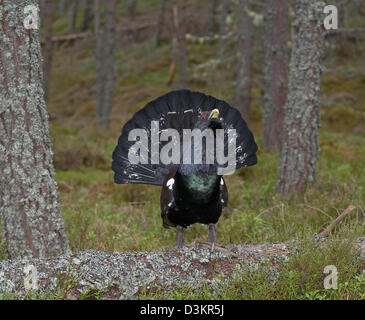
[{"left": 53, "top": 127, "right": 364, "bottom": 255}]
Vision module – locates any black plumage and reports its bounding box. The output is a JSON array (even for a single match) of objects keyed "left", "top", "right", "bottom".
[{"left": 112, "top": 90, "right": 258, "bottom": 247}]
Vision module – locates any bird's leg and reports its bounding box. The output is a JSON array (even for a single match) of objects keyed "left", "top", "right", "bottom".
[
  {"left": 208, "top": 223, "right": 217, "bottom": 243},
  {"left": 208, "top": 223, "right": 217, "bottom": 251},
  {"left": 176, "top": 225, "right": 185, "bottom": 248}
]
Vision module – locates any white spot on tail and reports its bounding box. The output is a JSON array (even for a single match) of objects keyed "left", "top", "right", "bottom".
[
  {"left": 166, "top": 178, "right": 175, "bottom": 190},
  {"left": 220, "top": 178, "right": 224, "bottom": 185}
]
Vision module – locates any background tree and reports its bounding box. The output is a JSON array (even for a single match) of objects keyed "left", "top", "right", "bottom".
[
  {"left": 81, "top": 0, "right": 94, "bottom": 32},
  {"left": 0, "top": 0, "right": 71, "bottom": 259},
  {"left": 262, "top": 0, "right": 289, "bottom": 151},
  {"left": 207, "top": 0, "right": 218, "bottom": 34},
  {"left": 95, "top": 0, "right": 117, "bottom": 131},
  {"left": 169, "top": 0, "right": 188, "bottom": 88},
  {"left": 68, "top": 0, "right": 79, "bottom": 34},
  {"left": 59, "top": 0, "right": 69, "bottom": 15},
  {"left": 254, "top": 0, "right": 267, "bottom": 123},
  {"left": 276, "top": 0, "right": 326, "bottom": 196},
  {"left": 127, "top": 0, "right": 138, "bottom": 19},
  {"left": 154, "top": 0, "right": 166, "bottom": 47},
  {"left": 233, "top": 0, "right": 254, "bottom": 122},
  {"left": 218, "top": 0, "right": 230, "bottom": 59}
]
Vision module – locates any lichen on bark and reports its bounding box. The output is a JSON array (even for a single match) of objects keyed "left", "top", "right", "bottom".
[
  {"left": 276, "top": 0, "right": 326, "bottom": 196},
  {"left": 0, "top": 0, "right": 71, "bottom": 260}
]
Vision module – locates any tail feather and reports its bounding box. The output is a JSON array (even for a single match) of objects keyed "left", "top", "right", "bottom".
[{"left": 112, "top": 90, "right": 258, "bottom": 186}]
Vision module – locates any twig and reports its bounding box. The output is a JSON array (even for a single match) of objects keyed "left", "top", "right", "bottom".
[
  {"left": 167, "top": 61, "right": 176, "bottom": 86},
  {"left": 317, "top": 205, "right": 356, "bottom": 238},
  {"left": 255, "top": 204, "right": 285, "bottom": 219}
]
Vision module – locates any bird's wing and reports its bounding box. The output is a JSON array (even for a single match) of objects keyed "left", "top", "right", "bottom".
[
  {"left": 219, "top": 177, "right": 228, "bottom": 208},
  {"left": 160, "top": 169, "right": 178, "bottom": 228}
]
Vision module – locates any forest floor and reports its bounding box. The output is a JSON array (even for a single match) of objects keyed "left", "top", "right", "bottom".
[{"left": 1, "top": 1, "right": 364, "bottom": 299}]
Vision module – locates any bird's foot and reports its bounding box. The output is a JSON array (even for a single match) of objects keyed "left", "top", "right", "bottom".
[
  {"left": 196, "top": 241, "right": 228, "bottom": 253},
  {"left": 176, "top": 225, "right": 185, "bottom": 248}
]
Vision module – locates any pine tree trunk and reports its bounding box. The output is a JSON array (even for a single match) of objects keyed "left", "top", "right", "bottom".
[
  {"left": 81, "top": 0, "right": 94, "bottom": 32},
  {"left": 276, "top": 0, "right": 326, "bottom": 196},
  {"left": 43, "top": 0, "right": 54, "bottom": 102},
  {"left": 172, "top": 0, "right": 188, "bottom": 89},
  {"left": 262, "top": 0, "right": 289, "bottom": 151},
  {"left": 127, "top": 0, "right": 138, "bottom": 19},
  {"left": 353, "top": 0, "right": 363, "bottom": 16},
  {"left": 68, "top": 0, "right": 79, "bottom": 34},
  {"left": 234, "top": 0, "right": 253, "bottom": 123},
  {"left": 59, "top": 0, "right": 69, "bottom": 15},
  {"left": 255, "top": 0, "right": 267, "bottom": 126},
  {"left": 0, "top": 0, "right": 71, "bottom": 260},
  {"left": 95, "top": 0, "right": 116, "bottom": 131},
  {"left": 207, "top": 0, "right": 218, "bottom": 34},
  {"left": 94, "top": 0, "right": 101, "bottom": 33},
  {"left": 218, "top": 0, "right": 230, "bottom": 59},
  {"left": 154, "top": 0, "right": 166, "bottom": 47}
]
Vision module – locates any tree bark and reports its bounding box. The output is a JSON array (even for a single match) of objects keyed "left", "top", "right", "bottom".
[
  {"left": 172, "top": 0, "right": 188, "bottom": 89},
  {"left": 59, "top": 0, "right": 69, "bottom": 15},
  {"left": 154, "top": 0, "right": 166, "bottom": 47},
  {"left": 233, "top": 0, "right": 253, "bottom": 123},
  {"left": 262, "top": 0, "right": 289, "bottom": 151},
  {"left": 255, "top": 0, "right": 267, "bottom": 127},
  {"left": 68, "top": 0, "right": 79, "bottom": 34},
  {"left": 127, "top": 0, "right": 138, "bottom": 19},
  {"left": 218, "top": 0, "right": 230, "bottom": 59},
  {"left": 0, "top": 0, "right": 71, "bottom": 260},
  {"left": 81, "top": 0, "right": 94, "bottom": 32},
  {"left": 353, "top": 0, "right": 363, "bottom": 17},
  {"left": 207, "top": 0, "right": 218, "bottom": 34},
  {"left": 43, "top": 0, "right": 54, "bottom": 102},
  {"left": 276, "top": 0, "right": 326, "bottom": 196},
  {"left": 95, "top": 0, "right": 116, "bottom": 131}
]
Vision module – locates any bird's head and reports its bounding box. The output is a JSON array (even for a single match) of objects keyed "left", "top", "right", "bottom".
[
  {"left": 197, "top": 108, "right": 223, "bottom": 132},
  {"left": 208, "top": 108, "right": 220, "bottom": 119}
]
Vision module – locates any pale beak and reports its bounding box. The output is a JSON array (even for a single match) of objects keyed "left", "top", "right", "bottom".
[{"left": 208, "top": 109, "right": 220, "bottom": 119}]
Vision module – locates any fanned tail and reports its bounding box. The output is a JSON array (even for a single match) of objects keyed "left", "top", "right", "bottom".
[{"left": 112, "top": 90, "right": 258, "bottom": 186}]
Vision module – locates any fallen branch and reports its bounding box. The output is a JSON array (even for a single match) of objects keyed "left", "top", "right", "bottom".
[
  {"left": 41, "top": 23, "right": 156, "bottom": 44},
  {"left": 0, "top": 239, "right": 364, "bottom": 299},
  {"left": 317, "top": 205, "right": 356, "bottom": 238}
]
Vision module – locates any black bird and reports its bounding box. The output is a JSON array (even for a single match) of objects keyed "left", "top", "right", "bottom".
[{"left": 112, "top": 90, "right": 258, "bottom": 247}]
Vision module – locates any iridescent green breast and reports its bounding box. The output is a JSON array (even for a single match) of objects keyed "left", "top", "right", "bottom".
[{"left": 179, "top": 173, "right": 219, "bottom": 202}]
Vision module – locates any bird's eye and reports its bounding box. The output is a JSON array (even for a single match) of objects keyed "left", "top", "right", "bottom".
[{"left": 201, "top": 113, "right": 206, "bottom": 119}]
